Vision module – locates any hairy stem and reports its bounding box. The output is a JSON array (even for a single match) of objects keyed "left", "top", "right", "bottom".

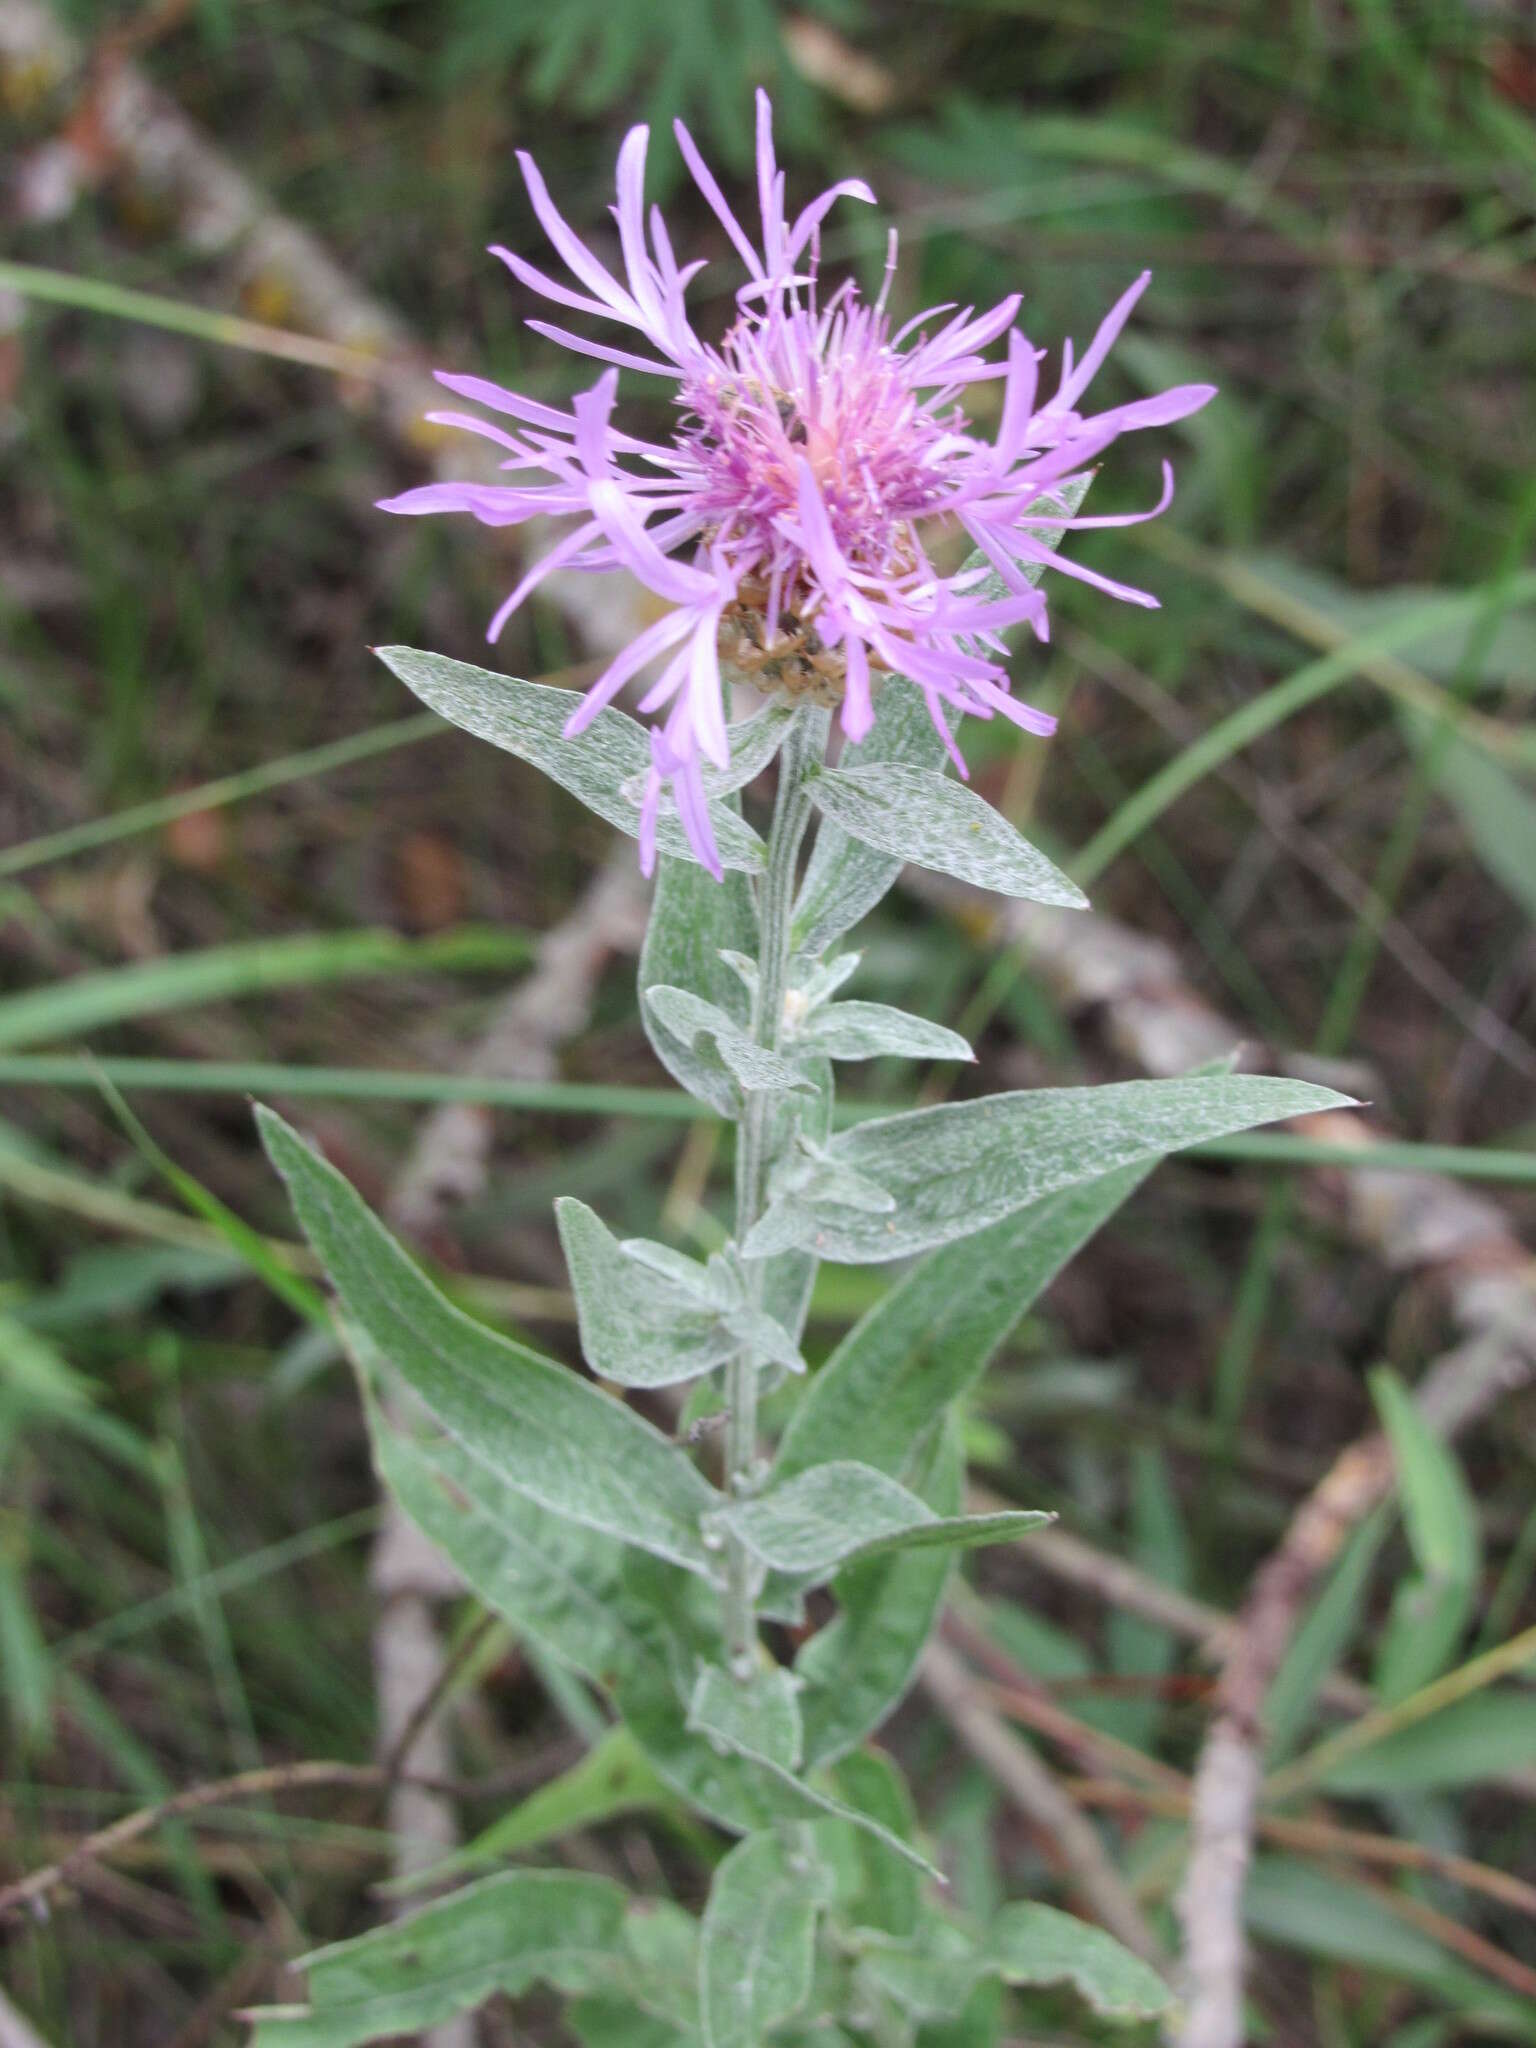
[{"left": 721, "top": 707, "right": 828, "bottom": 1674}]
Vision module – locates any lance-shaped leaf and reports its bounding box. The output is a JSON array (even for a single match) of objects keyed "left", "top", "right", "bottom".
[
  {"left": 259, "top": 1108, "right": 719, "bottom": 1575},
  {"left": 987, "top": 1904, "right": 1170, "bottom": 2021},
  {"left": 808, "top": 763, "right": 1086, "bottom": 906},
  {"left": 774, "top": 1160, "right": 1154, "bottom": 1489},
  {"left": 641, "top": 857, "right": 759, "bottom": 1117},
  {"left": 745, "top": 1073, "right": 1355, "bottom": 1264},
  {"left": 557, "top": 1199, "right": 741, "bottom": 1388},
  {"left": 864, "top": 1903, "right": 1170, "bottom": 2029},
  {"left": 791, "top": 675, "right": 958, "bottom": 958},
  {"left": 248, "top": 1869, "right": 628, "bottom": 2048},
  {"left": 645, "top": 987, "right": 812, "bottom": 1097},
  {"left": 796, "top": 1421, "right": 964, "bottom": 1769},
  {"left": 794, "top": 1000, "right": 974, "bottom": 1064},
  {"left": 368, "top": 1398, "right": 646, "bottom": 1689},
  {"left": 615, "top": 1567, "right": 939, "bottom": 1874},
  {"left": 713, "top": 1462, "right": 1049, "bottom": 1580},
  {"left": 709, "top": 699, "right": 799, "bottom": 792},
  {"left": 699, "top": 1832, "right": 834, "bottom": 2048},
  {"left": 375, "top": 647, "right": 764, "bottom": 873},
  {"left": 688, "top": 1663, "right": 803, "bottom": 1773}
]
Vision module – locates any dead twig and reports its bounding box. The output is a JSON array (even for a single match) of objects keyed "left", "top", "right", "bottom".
[{"left": 920, "top": 1635, "right": 1168, "bottom": 1971}]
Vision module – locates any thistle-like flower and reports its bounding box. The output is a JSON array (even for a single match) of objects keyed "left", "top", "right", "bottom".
[{"left": 380, "top": 95, "right": 1213, "bottom": 877}]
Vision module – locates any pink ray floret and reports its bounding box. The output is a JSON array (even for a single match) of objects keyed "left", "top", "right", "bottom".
[{"left": 380, "top": 94, "right": 1214, "bottom": 879}]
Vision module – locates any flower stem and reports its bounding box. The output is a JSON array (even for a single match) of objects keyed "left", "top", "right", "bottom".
[{"left": 721, "top": 706, "right": 827, "bottom": 1675}]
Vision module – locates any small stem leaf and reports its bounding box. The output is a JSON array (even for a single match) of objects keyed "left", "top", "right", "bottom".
[
  {"left": 708, "top": 701, "right": 800, "bottom": 793},
  {"left": 745, "top": 1073, "right": 1356, "bottom": 1264},
  {"left": 259, "top": 1108, "right": 719, "bottom": 1575},
  {"left": 715, "top": 1462, "right": 1050, "bottom": 1580},
  {"left": 615, "top": 1569, "right": 940, "bottom": 1875},
  {"left": 796, "top": 1421, "right": 964, "bottom": 1769},
  {"left": 774, "top": 1162, "right": 1154, "bottom": 1489},
  {"left": 699, "top": 1833, "right": 833, "bottom": 2048},
  {"left": 792, "top": 676, "right": 959, "bottom": 957},
  {"left": 374, "top": 648, "right": 764, "bottom": 873},
  {"left": 556, "top": 1199, "right": 741, "bottom": 1388},
  {"left": 794, "top": 1000, "right": 975, "bottom": 1064},
  {"left": 246, "top": 1869, "right": 628, "bottom": 2048},
  {"left": 687, "top": 1663, "right": 804, "bottom": 1773},
  {"left": 985, "top": 1903, "right": 1172, "bottom": 2021},
  {"left": 645, "top": 987, "right": 813, "bottom": 1096},
  {"left": 809, "top": 763, "right": 1086, "bottom": 906},
  {"left": 641, "top": 860, "right": 760, "bottom": 1117}
]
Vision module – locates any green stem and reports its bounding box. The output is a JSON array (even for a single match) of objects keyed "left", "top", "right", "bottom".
[{"left": 721, "top": 708, "right": 827, "bottom": 1675}]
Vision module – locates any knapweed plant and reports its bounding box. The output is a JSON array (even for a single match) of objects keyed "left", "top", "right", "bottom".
[{"left": 252, "top": 101, "right": 1348, "bottom": 2048}]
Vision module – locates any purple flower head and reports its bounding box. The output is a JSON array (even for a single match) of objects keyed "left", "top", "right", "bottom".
[{"left": 380, "top": 95, "right": 1214, "bottom": 879}]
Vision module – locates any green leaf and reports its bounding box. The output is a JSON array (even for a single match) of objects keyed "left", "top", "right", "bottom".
[
  {"left": 644, "top": 988, "right": 812, "bottom": 1097},
  {"left": 985, "top": 1903, "right": 1170, "bottom": 2021},
  {"left": 569, "top": 2000, "right": 699, "bottom": 2048},
  {"left": 824, "top": 1750, "right": 921, "bottom": 1939},
  {"left": 615, "top": 1568, "right": 939, "bottom": 1874},
  {"left": 713, "top": 1462, "right": 1049, "bottom": 1580},
  {"left": 688, "top": 1664, "right": 804, "bottom": 1774},
  {"left": 556, "top": 1199, "right": 741, "bottom": 1388},
  {"left": 1370, "top": 1368, "right": 1480, "bottom": 1586},
  {"left": 748, "top": 1074, "right": 1353, "bottom": 1263},
  {"left": 1267, "top": 1505, "right": 1390, "bottom": 1760},
  {"left": 419, "top": 1725, "right": 668, "bottom": 1885},
  {"left": 1316, "top": 1689, "right": 1536, "bottom": 1795},
  {"left": 0, "top": 925, "right": 535, "bottom": 1052},
  {"left": 713, "top": 700, "right": 800, "bottom": 792},
  {"left": 260, "top": 1108, "right": 719, "bottom": 1575},
  {"left": 796, "top": 1420, "right": 964, "bottom": 1768},
  {"left": 699, "top": 1832, "right": 834, "bottom": 2048},
  {"left": 794, "top": 1000, "right": 974, "bottom": 1064},
  {"left": 1244, "top": 1856, "right": 1536, "bottom": 2021},
  {"left": 641, "top": 856, "right": 759, "bottom": 1118},
  {"left": 248, "top": 1869, "right": 627, "bottom": 2047},
  {"left": 1406, "top": 709, "right": 1536, "bottom": 918},
  {"left": 374, "top": 647, "right": 764, "bottom": 873},
  {"left": 865, "top": 1903, "right": 1169, "bottom": 2029},
  {"left": 808, "top": 763, "right": 1086, "bottom": 906},
  {"left": 792, "top": 675, "right": 958, "bottom": 958},
  {"left": 775, "top": 1162, "right": 1154, "bottom": 1488},
  {"left": 1369, "top": 1367, "right": 1480, "bottom": 1703},
  {"left": 365, "top": 1392, "right": 645, "bottom": 1689}
]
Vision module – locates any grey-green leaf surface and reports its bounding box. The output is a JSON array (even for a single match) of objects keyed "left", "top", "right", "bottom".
[
  {"left": 375, "top": 647, "right": 764, "bottom": 872},
  {"left": 986, "top": 1903, "right": 1170, "bottom": 2020},
  {"left": 792, "top": 676, "right": 959, "bottom": 958},
  {"left": 864, "top": 1901, "right": 1169, "bottom": 2028},
  {"left": 796, "top": 1420, "right": 964, "bottom": 1768},
  {"left": 367, "top": 1398, "right": 645, "bottom": 1689},
  {"left": 699, "top": 1832, "right": 833, "bottom": 2048},
  {"left": 557, "top": 1198, "right": 740, "bottom": 1388},
  {"left": 260, "top": 1108, "right": 719, "bottom": 1575},
  {"left": 1315, "top": 1690, "right": 1536, "bottom": 1795},
  {"left": 641, "top": 858, "right": 759, "bottom": 1117},
  {"left": 645, "top": 988, "right": 810, "bottom": 1096},
  {"left": 248, "top": 1869, "right": 627, "bottom": 2048},
  {"left": 746, "top": 1073, "right": 1354, "bottom": 1264},
  {"left": 710, "top": 701, "right": 798, "bottom": 793},
  {"left": 775, "top": 1161, "right": 1155, "bottom": 1488},
  {"left": 795, "top": 1000, "right": 974, "bottom": 1064},
  {"left": 808, "top": 763, "right": 1086, "bottom": 905},
  {"left": 714, "top": 1462, "right": 1049, "bottom": 1579},
  {"left": 688, "top": 1663, "right": 803, "bottom": 1773}
]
